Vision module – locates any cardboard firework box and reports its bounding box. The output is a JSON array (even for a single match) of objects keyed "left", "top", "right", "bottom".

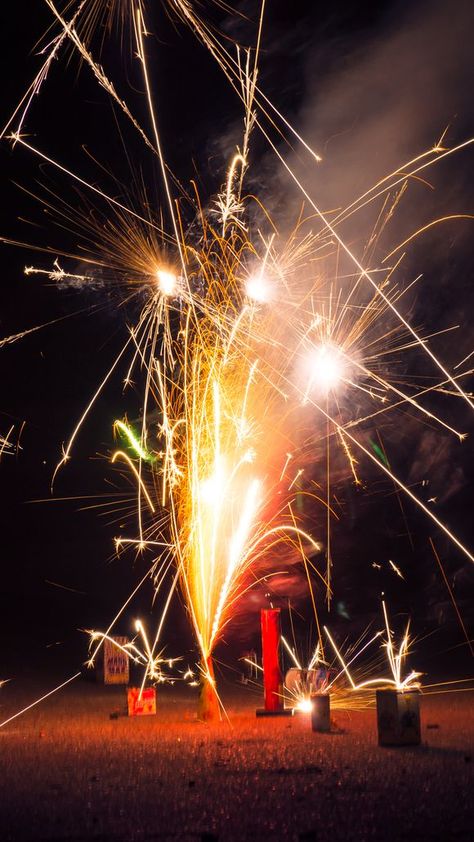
[
  {"left": 102, "top": 636, "right": 130, "bottom": 685},
  {"left": 376, "top": 689, "right": 421, "bottom": 746},
  {"left": 127, "top": 686, "right": 157, "bottom": 717}
]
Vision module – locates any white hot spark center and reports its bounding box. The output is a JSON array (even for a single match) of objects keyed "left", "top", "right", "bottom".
[
  {"left": 307, "top": 343, "right": 344, "bottom": 395},
  {"left": 245, "top": 274, "right": 270, "bottom": 303},
  {"left": 156, "top": 269, "right": 177, "bottom": 296}
]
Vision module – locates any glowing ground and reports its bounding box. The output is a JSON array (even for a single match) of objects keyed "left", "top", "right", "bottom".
[{"left": 1, "top": 680, "right": 472, "bottom": 841}]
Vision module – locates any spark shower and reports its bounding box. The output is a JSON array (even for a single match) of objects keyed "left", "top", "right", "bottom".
[{"left": 2, "top": 0, "right": 474, "bottom": 719}]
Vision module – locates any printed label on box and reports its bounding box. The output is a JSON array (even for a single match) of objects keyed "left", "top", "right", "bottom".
[
  {"left": 103, "top": 636, "right": 129, "bottom": 685},
  {"left": 127, "top": 686, "right": 157, "bottom": 716}
]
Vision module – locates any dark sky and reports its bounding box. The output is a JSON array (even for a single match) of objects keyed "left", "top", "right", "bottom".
[{"left": 1, "top": 0, "right": 473, "bottom": 681}]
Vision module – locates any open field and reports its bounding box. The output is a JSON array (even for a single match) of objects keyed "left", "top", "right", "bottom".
[{"left": 1, "top": 678, "right": 473, "bottom": 841}]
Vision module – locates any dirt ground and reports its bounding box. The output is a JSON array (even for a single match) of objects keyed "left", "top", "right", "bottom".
[{"left": 0, "top": 677, "right": 473, "bottom": 841}]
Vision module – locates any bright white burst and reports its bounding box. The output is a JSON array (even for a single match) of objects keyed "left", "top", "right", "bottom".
[
  {"left": 245, "top": 273, "right": 271, "bottom": 303},
  {"left": 305, "top": 343, "right": 344, "bottom": 396},
  {"left": 156, "top": 268, "right": 177, "bottom": 296}
]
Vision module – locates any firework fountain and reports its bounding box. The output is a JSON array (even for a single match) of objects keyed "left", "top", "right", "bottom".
[{"left": 2, "top": 0, "right": 474, "bottom": 724}]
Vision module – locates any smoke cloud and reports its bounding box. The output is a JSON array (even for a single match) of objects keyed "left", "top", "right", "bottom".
[{"left": 278, "top": 0, "right": 474, "bottom": 218}]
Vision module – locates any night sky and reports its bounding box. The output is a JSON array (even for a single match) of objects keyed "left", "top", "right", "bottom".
[{"left": 1, "top": 0, "right": 473, "bottom": 683}]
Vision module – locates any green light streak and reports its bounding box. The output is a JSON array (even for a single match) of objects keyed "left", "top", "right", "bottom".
[
  {"left": 369, "top": 439, "right": 390, "bottom": 468},
  {"left": 114, "top": 419, "right": 151, "bottom": 461}
]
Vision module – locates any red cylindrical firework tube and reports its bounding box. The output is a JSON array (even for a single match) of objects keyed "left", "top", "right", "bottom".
[
  {"left": 198, "top": 654, "right": 220, "bottom": 722},
  {"left": 261, "top": 608, "right": 284, "bottom": 711}
]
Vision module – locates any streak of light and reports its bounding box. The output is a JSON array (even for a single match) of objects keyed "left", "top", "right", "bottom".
[
  {"left": 429, "top": 537, "right": 474, "bottom": 657},
  {"left": 0, "top": 673, "right": 81, "bottom": 730}
]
